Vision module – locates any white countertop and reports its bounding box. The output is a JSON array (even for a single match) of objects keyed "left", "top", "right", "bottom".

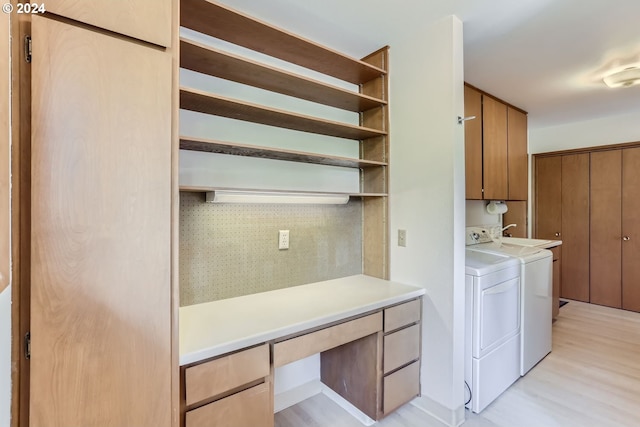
[{"left": 179, "top": 274, "right": 425, "bottom": 366}]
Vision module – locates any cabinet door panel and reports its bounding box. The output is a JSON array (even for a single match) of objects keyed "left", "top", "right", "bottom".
[
  {"left": 560, "top": 153, "right": 590, "bottom": 302},
  {"left": 622, "top": 147, "right": 640, "bottom": 312},
  {"left": 535, "top": 156, "right": 561, "bottom": 240},
  {"left": 507, "top": 107, "right": 528, "bottom": 200},
  {"left": 0, "top": 11, "right": 8, "bottom": 292},
  {"left": 464, "top": 86, "right": 483, "bottom": 199},
  {"left": 30, "top": 16, "right": 172, "bottom": 427},
  {"left": 482, "top": 96, "right": 508, "bottom": 200},
  {"left": 590, "top": 150, "right": 622, "bottom": 308},
  {"left": 44, "top": 0, "right": 171, "bottom": 46}
]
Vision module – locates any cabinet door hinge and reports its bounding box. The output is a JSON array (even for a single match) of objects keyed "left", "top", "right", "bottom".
[
  {"left": 24, "top": 35, "right": 32, "bottom": 63},
  {"left": 24, "top": 332, "right": 31, "bottom": 360}
]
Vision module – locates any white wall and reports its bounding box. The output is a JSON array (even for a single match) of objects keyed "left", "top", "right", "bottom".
[
  {"left": 388, "top": 16, "right": 466, "bottom": 426},
  {"left": 529, "top": 111, "right": 640, "bottom": 154},
  {"left": 1, "top": 286, "right": 10, "bottom": 427}
]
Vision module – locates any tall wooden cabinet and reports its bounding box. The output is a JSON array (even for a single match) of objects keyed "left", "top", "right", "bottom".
[
  {"left": 14, "top": 5, "right": 177, "bottom": 427},
  {"left": 536, "top": 145, "right": 640, "bottom": 312},
  {"left": 464, "top": 84, "right": 528, "bottom": 201}
]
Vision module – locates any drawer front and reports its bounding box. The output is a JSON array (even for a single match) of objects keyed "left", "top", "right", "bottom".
[
  {"left": 383, "top": 360, "right": 420, "bottom": 415},
  {"left": 384, "top": 299, "right": 421, "bottom": 332},
  {"left": 185, "top": 343, "right": 270, "bottom": 406},
  {"left": 383, "top": 324, "right": 420, "bottom": 373},
  {"left": 185, "top": 382, "right": 273, "bottom": 427},
  {"left": 274, "top": 312, "right": 382, "bottom": 367}
]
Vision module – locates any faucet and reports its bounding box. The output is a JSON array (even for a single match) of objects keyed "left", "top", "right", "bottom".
[{"left": 501, "top": 223, "right": 517, "bottom": 237}]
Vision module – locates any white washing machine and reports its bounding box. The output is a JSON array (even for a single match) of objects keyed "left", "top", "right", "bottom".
[
  {"left": 465, "top": 250, "right": 521, "bottom": 413},
  {"left": 466, "top": 226, "right": 553, "bottom": 376}
]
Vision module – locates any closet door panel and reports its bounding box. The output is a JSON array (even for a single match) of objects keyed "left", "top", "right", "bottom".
[
  {"left": 560, "top": 153, "right": 590, "bottom": 302},
  {"left": 622, "top": 147, "right": 640, "bottom": 312},
  {"left": 590, "top": 150, "right": 621, "bottom": 308},
  {"left": 30, "top": 16, "right": 172, "bottom": 427},
  {"left": 535, "top": 156, "right": 561, "bottom": 240}
]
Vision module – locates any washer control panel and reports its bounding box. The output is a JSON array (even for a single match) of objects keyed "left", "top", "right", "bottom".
[{"left": 465, "top": 226, "right": 495, "bottom": 245}]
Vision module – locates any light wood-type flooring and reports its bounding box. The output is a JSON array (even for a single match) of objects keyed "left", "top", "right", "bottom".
[{"left": 275, "top": 300, "right": 640, "bottom": 427}]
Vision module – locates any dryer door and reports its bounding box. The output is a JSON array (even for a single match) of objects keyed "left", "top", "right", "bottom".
[{"left": 474, "top": 275, "right": 520, "bottom": 358}]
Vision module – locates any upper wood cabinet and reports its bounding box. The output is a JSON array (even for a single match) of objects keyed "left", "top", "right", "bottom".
[
  {"left": 43, "top": 0, "right": 172, "bottom": 46},
  {"left": 464, "top": 86, "right": 482, "bottom": 200},
  {"left": 507, "top": 107, "right": 528, "bottom": 200},
  {"left": 464, "top": 85, "right": 528, "bottom": 201},
  {"left": 482, "top": 95, "right": 508, "bottom": 200},
  {"left": 29, "top": 15, "right": 174, "bottom": 426}
]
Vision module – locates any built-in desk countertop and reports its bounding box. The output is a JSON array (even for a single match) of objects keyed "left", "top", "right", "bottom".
[{"left": 179, "top": 274, "right": 425, "bottom": 366}]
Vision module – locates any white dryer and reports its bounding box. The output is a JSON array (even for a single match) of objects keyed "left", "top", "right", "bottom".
[
  {"left": 465, "top": 250, "right": 521, "bottom": 413},
  {"left": 466, "top": 226, "right": 553, "bottom": 376}
]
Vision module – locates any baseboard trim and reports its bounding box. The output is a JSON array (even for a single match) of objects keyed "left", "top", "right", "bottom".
[
  {"left": 410, "top": 395, "right": 466, "bottom": 427},
  {"left": 320, "top": 384, "right": 375, "bottom": 426},
  {"left": 273, "top": 379, "right": 322, "bottom": 413}
]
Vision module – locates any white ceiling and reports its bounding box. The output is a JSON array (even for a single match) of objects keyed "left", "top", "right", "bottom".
[{"left": 219, "top": 0, "right": 640, "bottom": 130}]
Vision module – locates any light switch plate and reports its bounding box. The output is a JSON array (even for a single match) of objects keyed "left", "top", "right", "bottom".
[{"left": 398, "top": 229, "right": 407, "bottom": 247}]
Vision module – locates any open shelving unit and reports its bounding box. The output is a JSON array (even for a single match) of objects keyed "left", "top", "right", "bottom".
[{"left": 179, "top": 0, "right": 390, "bottom": 278}]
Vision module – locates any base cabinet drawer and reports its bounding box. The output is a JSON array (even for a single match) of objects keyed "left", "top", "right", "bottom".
[
  {"left": 383, "top": 324, "right": 420, "bottom": 373},
  {"left": 185, "top": 383, "right": 273, "bottom": 427},
  {"left": 383, "top": 361, "right": 420, "bottom": 415},
  {"left": 384, "top": 299, "right": 421, "bottom": 332},
  {"left": 184, "top": 343, "right": 270, "bottom": 406}
]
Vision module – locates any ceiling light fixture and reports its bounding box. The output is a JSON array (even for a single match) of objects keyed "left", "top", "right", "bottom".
[
  {"left": 205, "top": 190, "right": 350, "bottom": 204},
  {"left": 603, "top": 64, "right": 640, "bottom": 88}
]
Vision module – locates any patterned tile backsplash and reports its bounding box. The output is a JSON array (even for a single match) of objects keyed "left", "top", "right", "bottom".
[{"left": 179, "top": 192, "right": 363, "bottom": 306}]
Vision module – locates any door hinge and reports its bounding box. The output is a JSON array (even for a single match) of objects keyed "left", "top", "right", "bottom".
[
  {"left": 24, "top": 35, "right": 32, "bottom": 63},
  {"left": 24, "top": 332, "right": 31, "bottom": 360}
]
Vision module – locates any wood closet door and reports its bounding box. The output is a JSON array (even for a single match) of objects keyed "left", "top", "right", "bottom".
[
  {"left": 590, "top": 150, "right": 622, "bottom": 308},
  {"left": 560, "top": 153, "right": 590, "bottom": 302},
  {"left": 482, "top": 96, "right": 508, "bottom": 200},
  {"left": 0, "top": 11, "right": 8, "bottom": 292},
  {"left": 622, "top": 147, "right": 640, "bottom": 312},
  {"left": 44, "top": 0, "right": 171, "bottom": 46},
  {"left": 30, "top": 16, "right": 172, "bottom": 427},
  {"left": 535, "top": 156, "right": 561, "bottom": 240}
]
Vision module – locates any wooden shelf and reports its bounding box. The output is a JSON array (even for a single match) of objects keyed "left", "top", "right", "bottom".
[
  {"left": 180, "top": 0, "right": 386, "bottom": 85},
  {"left": 179, "top": 186, "right": 387, "bottom": 198},
  {"left": 180, "top": 38, "right": 386, "bottom": 113},
  {"left": 179, "top": 136, "right": 387, "bottom": 169},
  {"left": 180, "top": 87, "right": 387, "bottom": 140}
]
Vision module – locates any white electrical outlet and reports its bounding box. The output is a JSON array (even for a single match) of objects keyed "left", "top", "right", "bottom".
[{"left": 279, "top": 230, "right": 290, "bottom": 250}]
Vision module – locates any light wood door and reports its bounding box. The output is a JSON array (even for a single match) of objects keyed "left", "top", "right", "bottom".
[
  {"left": 507, "top": 107, "right": 528, "bottom": 200},
  {"left": 590, "top": 150, "right": 622, "bottom": 308},
  {"left": 622, "top": 147, "right": 640, "bottom": 312},
  {"left": 0, "top": 11, "right": 9, "bottom": 293},
  {"left": 535, "top": 156, "right": 562, "bottom": 240},
  {"left": 464, "top": 86, "right": 483, "bottom": 199},
  {"left": 44, "top": 0, "right": 171, "bottom": 46},
  {"left": 560, "top": 153, "right": 590, "bottom": 302},
  {"left": 482, "top": 96, "right": 508, "bottom": 200},
  {"left": 30, "top": 16, "right": 173, "bottom": 427}
]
